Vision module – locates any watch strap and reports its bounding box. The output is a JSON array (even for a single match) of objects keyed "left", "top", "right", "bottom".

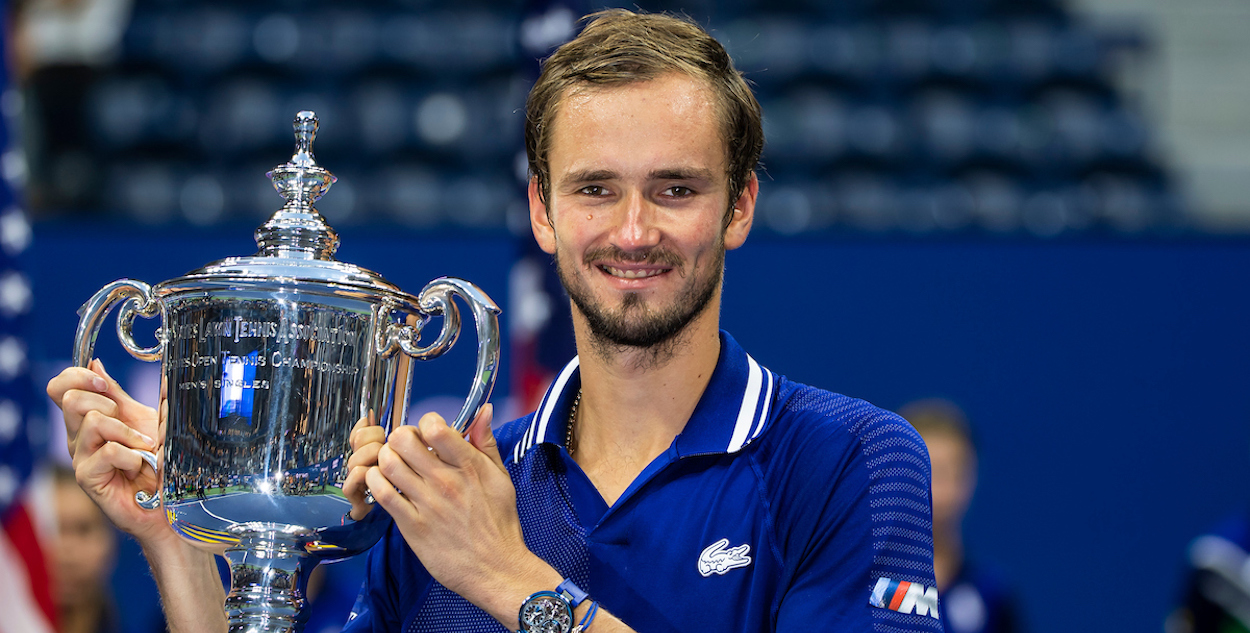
[{"left": 556, "top": 578, "right": 589, "bottom": 608}]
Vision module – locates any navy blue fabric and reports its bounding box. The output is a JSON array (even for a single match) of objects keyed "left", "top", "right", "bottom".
[{"left": 344, "top": 332, "right": 940, "bottom": 632}]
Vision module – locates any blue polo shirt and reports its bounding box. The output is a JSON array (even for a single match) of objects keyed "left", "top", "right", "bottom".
[{"left": 344, "top": 332, "right": 942, "bottom": 632}]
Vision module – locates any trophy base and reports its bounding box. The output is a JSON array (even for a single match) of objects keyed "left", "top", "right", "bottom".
[{"left": 223, "top": 529, "right": 317, "bottom": 633}]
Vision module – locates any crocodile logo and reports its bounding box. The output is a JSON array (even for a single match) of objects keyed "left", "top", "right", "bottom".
[{"left": 698, "top": 538, "right": 752, "bottom": 577}]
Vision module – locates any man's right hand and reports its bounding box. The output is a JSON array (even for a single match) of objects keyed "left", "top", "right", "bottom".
[
  {"left": 46, "top": 359, "right": 176, "bottom": 546},
  {"left": 48, "top": 359, "right": 227, "bottom": 632}
]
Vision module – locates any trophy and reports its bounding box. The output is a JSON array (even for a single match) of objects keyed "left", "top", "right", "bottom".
[{"left": 72, "top": 112, "right": 501, "bottom": 632}]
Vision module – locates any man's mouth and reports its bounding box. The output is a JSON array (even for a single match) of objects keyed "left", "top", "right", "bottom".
[{"left": 599, "top": 265, "right": 668, "bottom": 280}]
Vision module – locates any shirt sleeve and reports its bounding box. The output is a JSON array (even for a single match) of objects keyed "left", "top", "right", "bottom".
[
  {"left": 340, "top": 540, "right": 397, "bottom": 633},
  {"left": 764, "top": 400, "right": 942, "bottom": 632},
  {"left": 340, "top": 521, "right": 432, "bottom": 633},
  {"left": 341, "top": 579, "right": 378, "bottom": 633}
]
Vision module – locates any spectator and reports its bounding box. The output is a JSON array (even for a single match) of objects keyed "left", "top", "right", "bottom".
[
  {"left": 53, "top": 465, "right": 120, "bottom": 633},
  {"left": 901, "top": 398, "right": 1027, "bottom": 633}
]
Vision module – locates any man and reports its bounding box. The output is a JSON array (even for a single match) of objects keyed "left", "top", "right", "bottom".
[
  {"left": 900, "top": 399, "right": 1025, "bottom": 633},
  {"left": 48, "top": 10, "right": 940, "bottom": 632}
]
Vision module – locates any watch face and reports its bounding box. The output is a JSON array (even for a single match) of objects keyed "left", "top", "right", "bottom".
[{"left": 520, "top": 594, "right": 573, "bottom": 633}]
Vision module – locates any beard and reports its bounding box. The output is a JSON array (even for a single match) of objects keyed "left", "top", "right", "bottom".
[{"left": 556, "top": 241, "right": 724, "bottom": 359}]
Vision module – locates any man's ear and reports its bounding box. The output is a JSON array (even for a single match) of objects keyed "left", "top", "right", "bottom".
[
  {"left": 724, "top": 172, "right": 758, "bottom": 251},
  {"left": 529, "top": 177, "right": 557, "bottom": 255}
]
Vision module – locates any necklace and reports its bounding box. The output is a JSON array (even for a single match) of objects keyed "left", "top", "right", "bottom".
[{"left": 566, "top": 388, "right": 582, "bottom": 457}]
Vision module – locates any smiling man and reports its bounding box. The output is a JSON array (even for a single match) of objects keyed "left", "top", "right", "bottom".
[
  {"left": 538, "top": 72, "right": 739, "bottom": 365},
  {"left": 48, "top": 10, "right": 941, "bottom": 633},
  {"left": 340, "top": 12, "right": 942, "bottom": 632}
]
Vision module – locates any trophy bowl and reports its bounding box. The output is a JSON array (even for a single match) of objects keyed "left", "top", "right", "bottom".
[{"left": 71, "top": 112, "right": 500, "bottom": 633}]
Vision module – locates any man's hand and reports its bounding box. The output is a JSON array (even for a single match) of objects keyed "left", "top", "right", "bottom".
[
  {"left": 47, "top": 359, "right": 227, "bottom": 632},
  {"left": 364, "top": 404, "right": 562, "bottom": 627},
  {"left": 47, "top": 359, "right": 173, "bottom": 545},
  {"left": 344, "top": 412, "right": 384, "bottom": 521}
]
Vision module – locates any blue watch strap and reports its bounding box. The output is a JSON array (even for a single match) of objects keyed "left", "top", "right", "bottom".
[{"left": 556, "top": 578, "right": 589, "bottom": 608}]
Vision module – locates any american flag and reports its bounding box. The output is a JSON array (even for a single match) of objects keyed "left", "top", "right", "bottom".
[{"left": 0, "top": 19, "right": 55, "bottom": 633}]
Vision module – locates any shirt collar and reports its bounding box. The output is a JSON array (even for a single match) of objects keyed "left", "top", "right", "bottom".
[
  {"left": 510, "top": 331, "right": 778, "bottom": 463},
  {"left": 510, "top": 356, "right": 581, "bottom": 463},
  {"left": 675, "top": 331, "right": 778, "bottom": 456}
]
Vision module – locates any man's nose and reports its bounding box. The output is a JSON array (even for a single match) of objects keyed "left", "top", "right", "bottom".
[{"left": 610, "top": 191, "right": 661, "bottom": 250}]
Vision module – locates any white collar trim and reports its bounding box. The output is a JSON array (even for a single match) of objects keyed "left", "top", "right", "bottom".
[{"left": 513, "top": 357, "right": 580, "bottom": 463}]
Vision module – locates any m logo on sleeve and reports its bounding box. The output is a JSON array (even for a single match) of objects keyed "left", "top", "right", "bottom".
[{"left": 869, "top": 577, "right": 940, "bottom": 619}]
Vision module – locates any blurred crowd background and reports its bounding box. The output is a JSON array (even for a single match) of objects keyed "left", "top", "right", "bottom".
[
  {"left": 4, "top": 0, "right": 1250, "bottom": 632},
  {"left": 17, "top": 0, "right": 1193, "bottom": 235}
]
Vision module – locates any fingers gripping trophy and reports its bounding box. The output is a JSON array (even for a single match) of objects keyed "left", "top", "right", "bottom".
[{"left": 71, "top": 112, "right": 501, "bottom": 632}]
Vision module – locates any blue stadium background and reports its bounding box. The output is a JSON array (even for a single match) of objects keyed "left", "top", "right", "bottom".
[{"left": 19, "top": 0, "right": 1250, "bottom": 632}]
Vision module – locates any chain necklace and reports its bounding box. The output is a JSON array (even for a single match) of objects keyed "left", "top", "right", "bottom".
[{"left": 565, "top": 388, "right": 582, "bottom": 457}]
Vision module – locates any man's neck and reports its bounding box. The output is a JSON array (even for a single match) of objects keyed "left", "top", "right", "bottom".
[{"left": 567, "top": 306, "right": 722, "bottom": 505}]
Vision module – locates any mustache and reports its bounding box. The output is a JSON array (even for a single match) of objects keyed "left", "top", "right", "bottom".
[{"left": 583, "top": 245, "right": 685, "bottom": 269}]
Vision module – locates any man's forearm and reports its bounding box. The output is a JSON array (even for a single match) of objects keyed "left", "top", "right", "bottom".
[{"left": 142, "top": 539, "right": 228, "bottom": 633}]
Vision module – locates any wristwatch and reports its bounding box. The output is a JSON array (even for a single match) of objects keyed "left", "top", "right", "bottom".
[{"left": 517, "top": 578, "right": 589, "bottom": 633}]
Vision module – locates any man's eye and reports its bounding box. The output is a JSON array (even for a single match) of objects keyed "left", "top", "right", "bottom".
[
  {"left": 664, "top": 186, "right": 694, "bottom": 197},
  {"left": 579, "top": 185, "right": 607, "bottom": 196}
]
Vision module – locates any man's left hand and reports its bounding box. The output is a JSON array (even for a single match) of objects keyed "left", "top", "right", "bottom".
[{"left": 365, "top": 404, "right": 558, "bottom": 627}]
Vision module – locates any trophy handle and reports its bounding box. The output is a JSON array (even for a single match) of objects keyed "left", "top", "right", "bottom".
[
  {"left": 73, "top": 279, "right": 165, "bottom": 367},
  {"left": 73, "top": 279, "right": 165, "bottom": 510},
  {"left": 394, "top": 278, "right": 500, "bottom": 433},
  {"left": 131, "top": 449, "right": 161, "bottom": 510}
]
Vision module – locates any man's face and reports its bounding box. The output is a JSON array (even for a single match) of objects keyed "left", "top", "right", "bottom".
[{"left": 529, "top": 73, "right": 756, "bottom": 350}]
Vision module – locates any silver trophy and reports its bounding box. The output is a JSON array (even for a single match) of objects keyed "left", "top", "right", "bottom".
[{"left": 72, "top": 112, "right": 501, "bottom": 632}]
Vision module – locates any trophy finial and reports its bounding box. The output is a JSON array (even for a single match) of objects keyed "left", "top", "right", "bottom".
[
  {"left": 257, "top": 111, "right": 340, "bottom": 260},
  {"left": 291, "top": 111, "right": 317, "bottom": 168},
  {"left": 268, "top": 111, "right": 335, "bottom": 206}
]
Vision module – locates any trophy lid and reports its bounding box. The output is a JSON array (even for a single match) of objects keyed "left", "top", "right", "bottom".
[{"left": 160, "top": 111, "right": 415, "bottom": 303}]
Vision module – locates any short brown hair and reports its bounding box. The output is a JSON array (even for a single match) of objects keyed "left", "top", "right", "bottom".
[{"left": 525, "top": 9, "right": 764, "bottom": 217}]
